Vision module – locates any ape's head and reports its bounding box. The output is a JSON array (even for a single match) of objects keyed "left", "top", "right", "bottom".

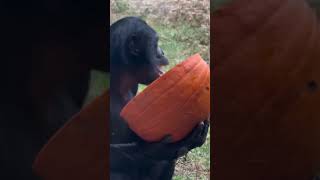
[{"left": 110, "top": 17, "right": 169, "bottom": 85}]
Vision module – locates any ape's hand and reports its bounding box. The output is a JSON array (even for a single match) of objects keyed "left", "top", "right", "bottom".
[{"left": 141, "top": 119, "right": 209, "bottom": 161}]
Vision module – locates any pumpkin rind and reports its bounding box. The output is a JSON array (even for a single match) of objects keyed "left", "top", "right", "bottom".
[{"left": 120, "top": 54, "right": 210, "bottom": 142}]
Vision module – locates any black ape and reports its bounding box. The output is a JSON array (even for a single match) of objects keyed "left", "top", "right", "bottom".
[
  {"left": 110, "top": 17, "right": 209, "bottom": 180},
  {"left": 0, "top": 1, "right": 107, "bottom": 179}
]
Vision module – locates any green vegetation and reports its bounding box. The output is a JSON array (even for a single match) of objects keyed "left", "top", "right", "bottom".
[
  {"left": 84, "top": 71, "right": 109, "bottom": 105},
  {"left": 173, "top": 128, "right": 210, "bottom": 179},
  {"left": 112, "top": 0, "right": 130, "bottom": 14}
]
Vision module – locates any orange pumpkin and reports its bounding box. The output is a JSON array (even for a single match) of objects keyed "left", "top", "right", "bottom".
[
  {"left": 120, "top": 54, "right": 210, "bottom": 142},
  {"left": 213, "top": 0, "right": 320, "bottom": 179},
  {"left": 33, "top": 91, "right": 108, "bottom": 180}
]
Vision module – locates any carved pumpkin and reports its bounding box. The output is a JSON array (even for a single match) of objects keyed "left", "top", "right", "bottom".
[
  {"left": 121, "top": 54, "right": 210, "bottom": 142},
  {"left": 213, "top": 0, "right": 320, "bottom": 179},
  {"left": 33, "top": 91, "right": 108, "bottom": 180}
]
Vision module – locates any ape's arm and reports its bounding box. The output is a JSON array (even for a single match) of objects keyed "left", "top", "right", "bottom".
[
  {"left": 141, "top": 120, "right": 209, "bottom": 161},
  {"left": 110, "top": 120, "right": 209, "bottom": 170}
]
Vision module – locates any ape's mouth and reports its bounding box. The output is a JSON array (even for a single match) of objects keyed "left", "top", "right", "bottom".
[
  {"left": 156, "top": 65, "right": 165, "bottom": 76},
  {"left": 143, "top": 65, "right": 167, "bottom": 85}
]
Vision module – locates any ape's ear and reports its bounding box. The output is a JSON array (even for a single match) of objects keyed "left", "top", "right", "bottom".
[{"left": 128, "top": 33, "right": 141, "bottom": 56}]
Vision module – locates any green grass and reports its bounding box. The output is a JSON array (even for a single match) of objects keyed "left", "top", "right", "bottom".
[
  {"left": 112, "top": 0, "right": 130, "bottom": 14},
  {"left": 154, "top": 22, "right": 209, "bottom": 64},
  {"left": 173, "top": 128, "right": 210, "bottom": 179}
]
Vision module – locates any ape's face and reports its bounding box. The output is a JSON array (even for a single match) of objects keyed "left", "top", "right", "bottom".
[
  {"left": 129, "top": 31, "right": 169, "bottom": 85},
  {"left": 110, "top": 17, "right": 169, "bottom": 85}
]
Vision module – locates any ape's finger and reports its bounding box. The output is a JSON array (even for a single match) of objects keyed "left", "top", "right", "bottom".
[
  {"left": 200, "top": 121, "right": 209, "bottom": 138},
  {"left": 203, "top": 119, "right": 210, "bottom": 126},
  {"left": 176, "top": 147, "right": 189, "bottom": 157},
  {"left": 189, "top": 122, "right": 204, "bottom": 140}
]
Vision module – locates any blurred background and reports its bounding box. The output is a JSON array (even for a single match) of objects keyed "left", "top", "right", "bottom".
[{"left": 110, "top": 0, "right": 210, "bottom": 179}]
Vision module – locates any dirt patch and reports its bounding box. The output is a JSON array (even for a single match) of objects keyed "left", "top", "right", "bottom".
[{"left": 111, "top": 0, "right": 209, "bottom": 29}]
